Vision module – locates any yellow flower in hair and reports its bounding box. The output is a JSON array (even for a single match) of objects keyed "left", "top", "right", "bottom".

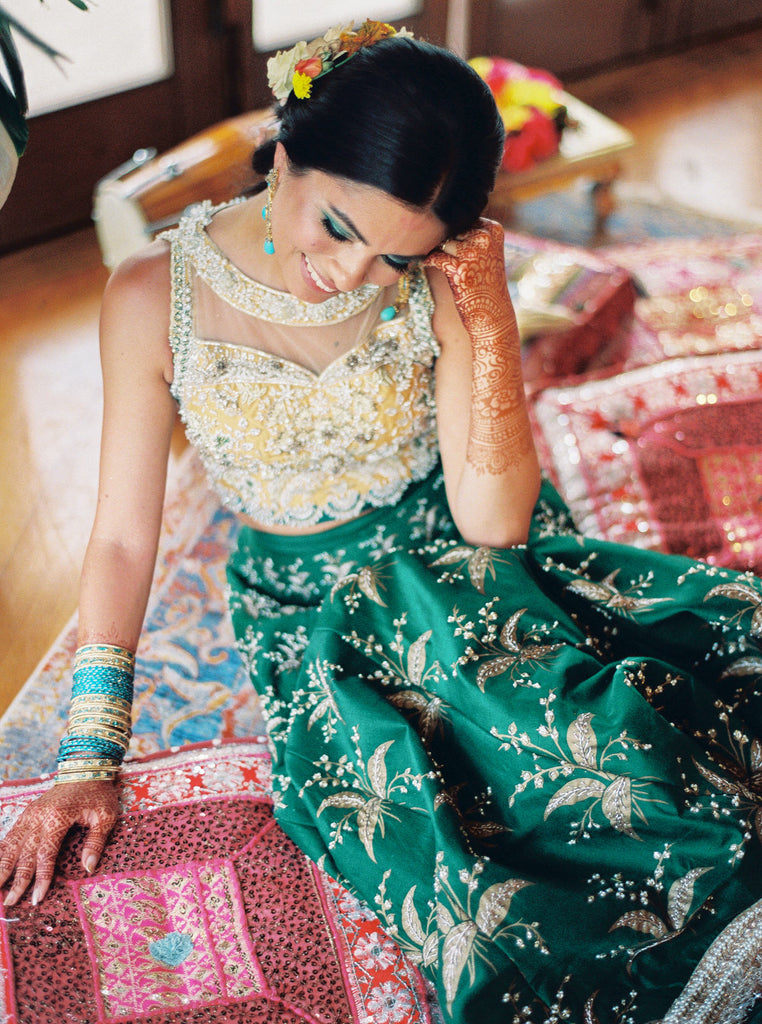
[
  {"left": 292, "top": 71, "right": 314, "bottom": 100},
  {"left": 268, "top": 41, "right": 309, "bottom": 101}
]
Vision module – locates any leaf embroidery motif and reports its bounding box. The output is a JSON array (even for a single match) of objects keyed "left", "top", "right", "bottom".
[
  {"left": 468, "top": 547, "right": 495, "bottom": 593},
  {"left": 495, "top": 694, "right": 660, "bottom": 840},
  {"left": 474, "top": 879, "right": 530, "bottom": 934},
  {"left": 367, "top": 740, "right": 394, "bottom": 795},
  {"left": 430, "top": 545, "right": 500, "bottom": 592},
  {"left": 474, "top": 608, "right": 562, "bottom": 690},
  {"left": 601, "top": 776, "right": 638, "bottom": 838},
  {"left": 567, "top": 569, "right": 672, "bottom": 614},
  {"left": 330, "top": 563, "right": 389, "bottom": 607},
  {"left": 704, "top": 581, "right": 762, "bottom": 638},
  {"left": 441, "top": 920, "right": 478, "bottom": 1008},
  {"left": 407, "top": 630, "right": 432, "bottom": 686},
  {"left": 610, "top": 910, "right": 668, "bottom": 939},
  {"left": 543, "top": 778, "right": 607, "bottom": 819},
  {"left": 567, "top": 712, "right": 598, "bottom": 769},
  {"left": 721, "top": 654, "right": 762, "bottom": 678},
  {"left": 402, "top": 886, "right": 426, "bottom": 945},
  {"left": 307, "top": 736, "right": 425, "bottom": 863},
  {"left": 357, "top": 797, "right": 384, "bottom": 862},
  {"left": 668, "top": 867, "right": 712, "bottom": 930},
  {"left": 610, "top": 863, "right": 713, "bottom": 958}
]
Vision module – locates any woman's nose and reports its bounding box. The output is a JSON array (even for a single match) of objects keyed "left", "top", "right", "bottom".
[{"left": 332, "top": 247, "right": 374, "bottom": 291}]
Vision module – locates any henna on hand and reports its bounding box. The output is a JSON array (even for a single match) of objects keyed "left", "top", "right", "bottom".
[
  {"left": 425, "top": 219, "right": 534, "bottom": 475},
  {"left": 0, "top": 780, "right": 119, "bottom": 906}
]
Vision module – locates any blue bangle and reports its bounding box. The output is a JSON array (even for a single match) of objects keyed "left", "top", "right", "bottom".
[{"left": 57, "top": 644, "right": 136, "bottom": 775}]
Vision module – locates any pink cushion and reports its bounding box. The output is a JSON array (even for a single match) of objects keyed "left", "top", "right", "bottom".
[{"left": 530, "top": 348, "right": 762, "bottom": 572}]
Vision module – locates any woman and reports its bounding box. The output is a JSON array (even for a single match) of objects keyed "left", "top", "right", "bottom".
[{"left": 1, "top": 21, "right": 761, "bottom": 1024}]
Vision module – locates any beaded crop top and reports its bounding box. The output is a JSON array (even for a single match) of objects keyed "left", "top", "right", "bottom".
[{"left": 164, "top": 201, "right": 440, "bottom": 527}]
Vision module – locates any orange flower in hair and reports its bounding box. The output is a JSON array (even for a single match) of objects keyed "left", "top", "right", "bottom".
[{"left": 339, "top": 20, "right": 396, "bottom": 57}]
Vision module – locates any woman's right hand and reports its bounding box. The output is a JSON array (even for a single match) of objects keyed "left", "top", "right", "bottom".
[{"left": 0, "top": 780, "right": 119, "bottom": 906}]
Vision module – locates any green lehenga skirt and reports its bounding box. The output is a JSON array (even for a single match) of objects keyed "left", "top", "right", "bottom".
[{"left": 227, "top": 469, "right": 762, "bottom": 1024}]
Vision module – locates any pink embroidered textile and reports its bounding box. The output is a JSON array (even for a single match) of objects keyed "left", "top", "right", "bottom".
[
  {"left": 530, "top": 348, "right": 762, "bottom": 571},
  {"left": 0, "top": 741, "right": 434, "bottom": 1024}
]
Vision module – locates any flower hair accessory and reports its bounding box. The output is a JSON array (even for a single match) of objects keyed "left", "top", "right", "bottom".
[{"left": 267, "top": 20, "right": 413, "bottom": 103}]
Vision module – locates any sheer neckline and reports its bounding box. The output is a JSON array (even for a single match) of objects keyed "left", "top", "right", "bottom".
[
  {"left": 186, "top": 200, "right": 382, "bottom": 326},
  {"left": 189, "top": 325, "right": 399, "bottom": 383}
]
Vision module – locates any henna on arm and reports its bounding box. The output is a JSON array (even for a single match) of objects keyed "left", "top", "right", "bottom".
[{"left": 425, "top": 220, "right": 534, "bottom": 475}]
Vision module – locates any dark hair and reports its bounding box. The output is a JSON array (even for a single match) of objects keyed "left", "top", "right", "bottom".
[{"left": 253, "top": 36, "right": 505, "bottom": 237}]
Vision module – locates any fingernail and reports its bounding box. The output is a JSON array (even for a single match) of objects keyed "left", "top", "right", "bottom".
[
  {"left": 84, "top": 854, "right": 97, "bottom": 875},
  {"left": 3, "top": 893, "right": 16, "bottom": 908},
  {"left": 31, "top": 888, "right": 41, "bottom": 907}
]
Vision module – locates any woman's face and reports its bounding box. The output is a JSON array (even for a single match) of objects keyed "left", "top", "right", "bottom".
[{"left": 268, "top": 142, "right": 447, "bottom": 303}]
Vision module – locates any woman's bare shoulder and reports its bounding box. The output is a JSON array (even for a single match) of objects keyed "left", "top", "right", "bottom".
[
  {"left": 103, "top": 237, "right": 172, "bottom": 314},
  {"left": 100, "top": 238, "right": 175, "bottom": 378}
]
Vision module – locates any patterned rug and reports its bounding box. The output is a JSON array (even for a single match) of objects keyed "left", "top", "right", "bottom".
[
  {"left": 510, "top": 180, "right": 761, "bottom": 248},
  {"left": 530, "top": 233, "right": 762, "bottom": 573},
  {"left": 0, "top": 452, "right": 254, "bottom": 783}
]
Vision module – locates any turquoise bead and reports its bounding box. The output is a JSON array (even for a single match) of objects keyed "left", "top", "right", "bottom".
[
  {"left": 380, "top": 304, "right": 396, "bottom": 321},
  {"left": 264, "top": 240, "right": 275, "bottom": 255}
]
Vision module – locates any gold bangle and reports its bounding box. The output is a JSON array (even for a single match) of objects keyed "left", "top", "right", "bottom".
[{"left": 54, "top": 769, "right": 119, "bottom": 785}]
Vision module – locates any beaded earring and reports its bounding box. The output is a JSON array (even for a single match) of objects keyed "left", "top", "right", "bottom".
[
  {"left": 262, "top": 168, "right": 278, "bottom": 254},
  {"left": 380, "top": 272, "right": 411, "bottom": 321}
]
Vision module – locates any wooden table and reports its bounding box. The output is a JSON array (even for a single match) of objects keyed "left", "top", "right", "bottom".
[{"left": 486, "top": 93, "right": 635, "bottom": 230}]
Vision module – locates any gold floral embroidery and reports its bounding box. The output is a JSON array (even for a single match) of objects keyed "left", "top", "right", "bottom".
[
  {"left": 493, "top": 690, "right": 663, "bottom": 840},
  {"left": 373, "top": 871, "right": 440, "bottom": 970},
  {"left": 610, "top": 864, "right": 712, "bottom": 951},
  {"left": 567, "top": 569, "right": 673, "bottom": 614},
  {"left": 450, "top": 602, "right": 562, "bottom": 689},
  {"left": 330, "top": 561, "right": 391, "bottom": 609},
  {"left": 429, "top": 543, "right": 518, "bottom": 593},
  {"left": 704, "top": 580, "right": 762, "bottom": 639},
  {"left": 301, "top": 728, "right": 428, "bottom": 863},
  {"left": 433, "top": 855, "right": 544, "bottom": 1013},
  {"left": 690, "top": 722, "right": 762, "bottom": 863}
]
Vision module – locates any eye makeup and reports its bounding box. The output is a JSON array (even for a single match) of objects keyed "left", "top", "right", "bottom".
[{"left": 321, "top": 211, "right": 413, "bottom": 272}]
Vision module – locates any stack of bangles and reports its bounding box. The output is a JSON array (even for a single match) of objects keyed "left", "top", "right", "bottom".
[{"left": 55, "top": 643, "right": 134, "bottom": 784}]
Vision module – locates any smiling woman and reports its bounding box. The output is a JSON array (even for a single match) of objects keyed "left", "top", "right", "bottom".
[
  {"left": 251, "top": 156, "right": 446, "bottom": 299},
  {"left": 2, "top": 19, "right": 762, "bottom": 1024}
]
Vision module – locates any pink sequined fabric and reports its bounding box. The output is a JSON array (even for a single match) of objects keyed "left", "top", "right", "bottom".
[
  {"left": 532, "top": 348, "right": 762, "bottom": 570},
  {"left": 0, "top": 741, "right": 434, "bottom": 1023},
  {"left": 530, "top": 233, "right": 762, "bottom": 571}
]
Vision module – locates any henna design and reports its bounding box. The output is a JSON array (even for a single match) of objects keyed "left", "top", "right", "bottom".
[
  {"left": 0, "top": 780, "right": 118, "bottom": 906},
  {"left": 426, "top": 219, "right": 534, "bottom": 474}
]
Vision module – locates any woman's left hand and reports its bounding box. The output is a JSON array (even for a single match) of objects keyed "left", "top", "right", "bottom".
[{"left": 424, "top": 218, "right": 517, "bottom": 345}]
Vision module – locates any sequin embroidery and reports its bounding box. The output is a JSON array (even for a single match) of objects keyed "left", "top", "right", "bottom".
[{"left": 164, "top": 202, "right": 440, "bottom": 526}]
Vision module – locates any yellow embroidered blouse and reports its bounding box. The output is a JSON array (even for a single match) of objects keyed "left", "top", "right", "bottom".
[{"left": 164, "top": 201, "right": 440, "bottom": 527}]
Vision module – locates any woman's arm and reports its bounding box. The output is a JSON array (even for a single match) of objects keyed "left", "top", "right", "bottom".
[
  {"left": 0, "top": 241, "right": 177, "bottom": 907},
  {"left": 426, "top": 219, "right": 541, "bottom": 548},
  {"left": 78, "top": 241, "right": 177, "bottom": 648}
]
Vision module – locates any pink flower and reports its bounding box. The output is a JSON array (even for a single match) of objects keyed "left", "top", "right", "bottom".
[{"left": 294, "top": 55, "right": 324, "bottom": 79}]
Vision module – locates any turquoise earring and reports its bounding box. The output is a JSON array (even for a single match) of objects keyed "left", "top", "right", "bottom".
[
  {"left": 262, "top": 168, "right": 278, "bottom": 254},
  {"left": 380, "top": 272, "right": 410, "bottom": 321}
]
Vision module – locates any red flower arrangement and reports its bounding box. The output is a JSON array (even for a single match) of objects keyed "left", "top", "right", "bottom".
[{"left": 470, "top": 56, "right": 571, "bottom": 173}]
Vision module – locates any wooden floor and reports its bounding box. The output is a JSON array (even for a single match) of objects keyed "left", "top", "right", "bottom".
[{"left": 1, "top": 26, "right": 761, "bottom": 719}]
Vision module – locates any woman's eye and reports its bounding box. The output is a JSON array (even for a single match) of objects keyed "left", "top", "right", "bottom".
[
  {"left": 382, "top": 255, "right": 411, "bottom": 272},
  {"left": 322, "top": 215, "right": 351, "bottom": 242}
]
